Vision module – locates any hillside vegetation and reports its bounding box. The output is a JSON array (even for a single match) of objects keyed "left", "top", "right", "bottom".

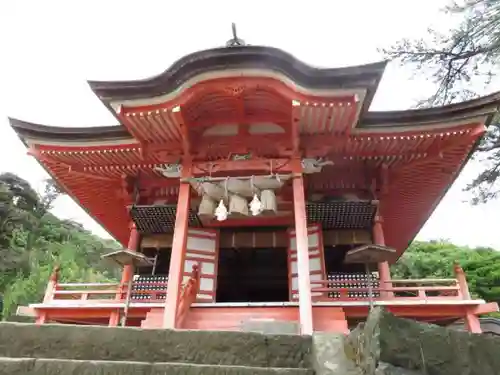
[
  {"left": 0, "top": 173, "right": 119, "bottom": 320},
  {"left": 392, "top": 240, "right": 500, "bottom": 309},
  {"left": 0, "top": 172, "right": 498, "bottom": 321}
]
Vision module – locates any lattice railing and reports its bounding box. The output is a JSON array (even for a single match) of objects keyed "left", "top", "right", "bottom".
[{"left": 311, "top": 277, "right": 462, "bottom": 300}]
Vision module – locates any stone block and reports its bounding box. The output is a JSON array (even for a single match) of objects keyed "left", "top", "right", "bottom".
[
  {"left": 0, "top": 358, "right": 315, "bottom": 375},
  {"left": 0, "top": 323, "right": 312, "bottom": 368},
  {"left": 376, "top": 309, "right": 500, "bottom": 375},
  {"left": 312, "top": 308, "right": 500, "bottom": 375},
  {"left": 311, "top": 333, "right": 361, "bottom": 375},
  {"left": 242, "top": 319, "right": 299, "bottom": 335}
]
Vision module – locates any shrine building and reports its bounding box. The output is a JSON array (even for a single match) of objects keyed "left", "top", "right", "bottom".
[{"left": 11, "top": 31, "right": 500, "bottom": 335}]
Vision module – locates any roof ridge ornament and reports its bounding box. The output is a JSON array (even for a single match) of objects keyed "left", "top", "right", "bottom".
[{"left": 226, "top": 23, "right": 246, "bottom": 47}]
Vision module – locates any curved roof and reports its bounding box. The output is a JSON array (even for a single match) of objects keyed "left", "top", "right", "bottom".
[
  {"left": 88, "top": 45, "right": 387, "bottom": 106},
  {"left": 9, "top": 118, "right": 132, "bottom": 143},
  {"left": 362, "top": 92, "right": 500, "bottom": 128},
  {"left": 10, "top": 92, "right": 500, "bottom": 143}
]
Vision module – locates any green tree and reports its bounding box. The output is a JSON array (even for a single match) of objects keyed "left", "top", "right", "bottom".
[
  {"left": 0, "top": 173, "right": 119, "bottom": 320},
  {"left": 392, "top": 240, "right": 500, "bottom": 306},
  {"left": 382, "top": 0, "right": 500, "bottom": 203}
]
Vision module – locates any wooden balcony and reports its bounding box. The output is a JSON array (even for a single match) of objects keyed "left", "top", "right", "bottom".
[
  {"left": 17, "top": 263, "right": 498, "bottom": 332},
  {"left": 35, "top": 270, "right": 467, "bottom": 307}
]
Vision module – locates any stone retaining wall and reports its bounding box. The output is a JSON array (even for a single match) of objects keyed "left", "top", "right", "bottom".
[{"left": 312, "top": 308, "right": 500, "bottom": 375}]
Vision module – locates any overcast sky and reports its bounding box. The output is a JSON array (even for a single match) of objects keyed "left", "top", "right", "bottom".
[{"left": 0, "top": 0, "right": 499, "bottom": 248}]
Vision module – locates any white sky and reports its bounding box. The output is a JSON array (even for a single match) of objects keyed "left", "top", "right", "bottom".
[{"left": 0, "top": 0, "right": 499, "bottom": 249}]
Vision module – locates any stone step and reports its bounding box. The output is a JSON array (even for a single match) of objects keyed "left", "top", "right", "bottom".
[
  {"left": 0, "top": 322, "right": 311, "bottom": 369},
  {"left": 0, "top": 358, "right": 315, "bottom": 374}
]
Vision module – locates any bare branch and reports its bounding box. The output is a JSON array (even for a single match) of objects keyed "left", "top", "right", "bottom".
[{"left": 381, "top": 0, "right": 500, "bottom": 204}]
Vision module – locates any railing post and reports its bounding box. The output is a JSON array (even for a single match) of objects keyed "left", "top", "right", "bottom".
[
  {"left": 36, "top": 265, "right": 60, "bottom": 324},
  {"left": 454, "top": 263, "right": 471, "bottom": 300},
  {"left": 44, "top": 265, "right": 60, "bottom": 302},
  {"left": 417, "top": 289, "right": 426, "bottom": 299},
  {"left": 455, "top": 263, "right": 484, "bottom": 333},
  {"left": 175, "top": 264, "right": 200, "bottom": 328}
]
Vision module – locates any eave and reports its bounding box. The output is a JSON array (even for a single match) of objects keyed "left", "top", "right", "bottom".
[
  {"left": 10, "top": 92, "right": 500, "bottom": 147},
  {"left": 362, "top": 91, "right": 500, "bottom": 130},
  {"left": 9, "top": 118, "right": 133, "bottom": 147}
]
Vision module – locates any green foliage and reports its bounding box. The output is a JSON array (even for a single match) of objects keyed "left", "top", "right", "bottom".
[
  {"left": 392, "top": 240, "right": 500, "bottom": 309},
  {"left": 381, "top": 0, "right": 500, "bottom": 204},
  {"left": 0, "top": 173, "right": 119, "bottom": 320}
]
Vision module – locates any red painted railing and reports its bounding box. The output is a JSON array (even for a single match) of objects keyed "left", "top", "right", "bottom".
[
  {"left": 40, "top": 264, "right": 472, "bottom": 305},
  {"left": 311, "top": 264, "right": 471, "bottom": 301},
  {"left": 311, "top": 278, "right": 462, "bottom": 300},
  {"left": 41, "top": 265, "right": 202, "bottom": 308},
  {"left": 42, "top": 266, "right": 167, "bottom": 304},
  {"left": 176, "top": 264, "right": 201, "bottom": 327}
]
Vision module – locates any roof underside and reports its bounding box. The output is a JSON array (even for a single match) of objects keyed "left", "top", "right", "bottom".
[{"left": 9, "top": 44, "right": 500, "bottom": 255}]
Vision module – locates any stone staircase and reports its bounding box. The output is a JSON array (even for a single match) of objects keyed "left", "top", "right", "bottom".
[
  {"left": 3, "top": 309, "right": 496, "bottom": 374},
  {"left": 0, "top": 322, "right": 315, "bottom": 374}
]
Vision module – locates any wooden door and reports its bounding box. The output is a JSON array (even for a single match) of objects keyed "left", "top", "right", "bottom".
[
  {"left": 288, "top": 224, "right": 326, "bottom": 301},
  {"left": 183, "top": 228, "right": 219, "bottom": 302}
]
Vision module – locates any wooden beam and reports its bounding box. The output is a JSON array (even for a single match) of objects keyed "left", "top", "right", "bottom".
[
  {"left": 291, "top": 100, "right": 301, "bottom": 154},
  {"left": 194, "top": 133, "right": 289, "bottom": 159},
  {"left": 141, "top": 229, "right": 372, "bottom": 249},
  {"left": 472, "top": 302, "right": 499, "bottom": 315},
  {"left": 117, "top": 107, "right": 149, "bottom": 143},
  {"left": 341, "top": 97, "right": 360, "bottom": 135},
  {"left": 192, "top": 158, "right": 293, "bottom": 175},
  {"left": 171, "top": 106, "right": 191, "bottom": 158}
]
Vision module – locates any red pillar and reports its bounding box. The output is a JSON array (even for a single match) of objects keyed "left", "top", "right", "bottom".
[
  {"left": 292, "top": 160, "right": 314, "bottom": 335},
  {"left": 163, "top": 171, "right": 191, "bottom": 329},
  {"left": 373, "top": 215, "right": 393, "bottom": 299},
  {"left": 109, "top": 223, "right": 139, "bottom": 326}
]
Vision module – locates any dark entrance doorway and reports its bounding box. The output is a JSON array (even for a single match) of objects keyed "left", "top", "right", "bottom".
[{"left": 216, "top": 247, "right": 289, "bottom": 303}]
